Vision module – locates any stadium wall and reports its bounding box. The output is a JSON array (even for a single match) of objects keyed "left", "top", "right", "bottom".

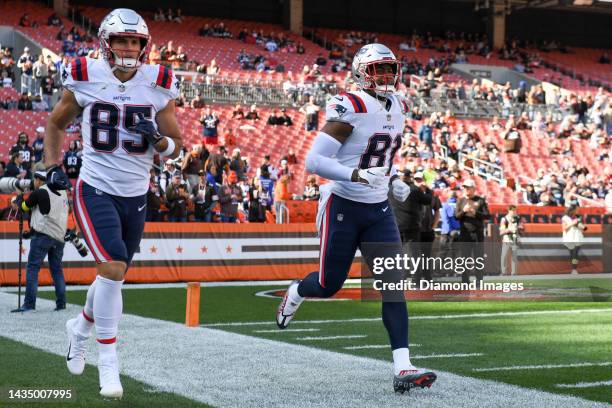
[{"left": 0, "top": 222, "right": 608, "bottom": 286}]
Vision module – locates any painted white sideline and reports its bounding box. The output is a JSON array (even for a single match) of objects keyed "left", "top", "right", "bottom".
[
  {"left": 296, "top": 335, "right": 367, "bottom": 341},
  {"left": 254, "top": 328, "right": 321, "bottom": 333},
  {"left": 556, "top": 381, "right": 612, "bottom": 389},
  {"left": 413, "top": 353, "right": 484, "bottom": 359},
  {"left": 205, "top": 308, "right": 612, "bottom": 327},
  {"left": 0, "top": 293, "right": 609, "bottom": 408},
  {"left": 474, "top": 362, "right": 612, "bottom": 372},
  {"left": 344, "top": 344, "right": 421, "bottom": 350}
]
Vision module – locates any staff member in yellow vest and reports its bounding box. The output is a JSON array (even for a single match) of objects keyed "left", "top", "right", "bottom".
[{"left": 11, "top": 171, "right": 69, "bottom": 312}]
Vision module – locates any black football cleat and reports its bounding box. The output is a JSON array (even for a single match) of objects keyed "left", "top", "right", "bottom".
[{"left": 393, "top": 367, "right": 437, "bottom": 394}]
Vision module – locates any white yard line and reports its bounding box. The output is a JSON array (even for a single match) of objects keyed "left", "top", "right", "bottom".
[
  {"left": 413, "top": 353, "right": 484, "bottom": 359},
  {"left": 297, "top": 335, "right": 368, "bottom": 341},
  {"left": 254, "top": 328, "right": 320, "bottom": 333},
  {"left": 474, "top": 362, "right": 612, "bottom": 372},
  {"left": 344, "top": 344, "right": 421, "bottom": 350},
  {"left": 204, "top": 308, "right": 612, "bottom": 327},
  {"left": 556, "top": 380, "right": 612, "bottom": 389},
  {"left": 0, "top": 292, "right": 609, "bottom": 408}
]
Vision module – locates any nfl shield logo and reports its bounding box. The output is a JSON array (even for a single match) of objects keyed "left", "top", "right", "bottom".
[
  {"left": 337, "top": 214, "right": 344, "bottom": 222},
  {"left": 387, "top": 114, "right": 392, "bottom": 122}
]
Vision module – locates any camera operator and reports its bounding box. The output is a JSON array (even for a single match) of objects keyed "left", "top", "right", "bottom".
[
  {"left": 562, "top": 205, "right": 586, "bottom": 275},
  {"left": 389, "top": 170, "right": 433, "bottom": 243},
  {"left": 455, "top": 179, "right": 490, "bottom": 284},
  {"left": 11, "top": 171, "right": 68, "bottom": 312},
  {"left": 500, "top": 205, "right": 524, "bottom": 276}
]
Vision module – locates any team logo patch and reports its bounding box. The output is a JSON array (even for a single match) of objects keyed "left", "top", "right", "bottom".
[
  {"left": 330, "top": 104, "right": 347, "bottom": 117},
  {"left": 337, "top": 213, "right": 344, "bottom": 222}
]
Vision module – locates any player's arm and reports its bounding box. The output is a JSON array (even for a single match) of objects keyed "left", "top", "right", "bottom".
[
  {"left": 44, "top": 90, "right": 82, "bottom": 168},
  {"left": 154, "top": 100, "right": 183, "bottom": 159}
]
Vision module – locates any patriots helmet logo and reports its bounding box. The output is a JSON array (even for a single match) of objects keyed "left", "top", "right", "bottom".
[{"left": 330, "top": 104, "right": 347, "bottom": 117}]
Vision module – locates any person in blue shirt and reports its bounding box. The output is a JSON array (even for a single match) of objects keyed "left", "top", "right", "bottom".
[
  {"left": 418, "top": 118, "right": 433, "bottom": 152},
  {"left": 440, "top": 190, "right": 460, "bottom": 250}
]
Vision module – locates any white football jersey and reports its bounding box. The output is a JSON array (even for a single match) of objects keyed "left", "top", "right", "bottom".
[
  {"left": 62, "top": 57, "right": 179, "bottom": 197},
  {"left": 325, "top": 90, "right": 407, "bottom": 203}
]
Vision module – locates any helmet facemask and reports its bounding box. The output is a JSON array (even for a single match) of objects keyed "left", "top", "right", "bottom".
[
  {"left": 101, "top": 33, "right": 150, "bottom": 72},
  {"left": 358, "top": 60, "right": 400, "bottom": 97}
]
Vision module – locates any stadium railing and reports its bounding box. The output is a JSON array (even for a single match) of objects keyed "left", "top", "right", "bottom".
[{"left": 458, "top": 152, "right": 506, "bottom": 185}]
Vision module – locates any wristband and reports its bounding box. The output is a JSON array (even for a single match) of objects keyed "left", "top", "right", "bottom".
[{"left": 159, "top": 137, "right": 176, "bottom": 157}]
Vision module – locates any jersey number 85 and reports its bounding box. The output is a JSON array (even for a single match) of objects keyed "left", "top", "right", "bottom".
[{"left": 90, "top": 102, "right": 153, "bottom": 155}]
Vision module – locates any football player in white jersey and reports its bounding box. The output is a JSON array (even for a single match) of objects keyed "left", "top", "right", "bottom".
[
  {"left": 43, "top": 9, "right": 182, "bottom": 399},
  {"left": 277, "top": 43, "right": 436, "bottom": 393}
]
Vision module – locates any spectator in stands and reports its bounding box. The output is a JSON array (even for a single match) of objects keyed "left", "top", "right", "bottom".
[
  {"left": 17, "top": 47, "right": 34, "bottom": 95},
  {"left": 300, "top": 96, "right": 320, "bottom": 131},
  {"left": 32, "top": 55, "right": 47, "bottom": 97},
  {"left": 247, "top": 178, "right": 266, "bottom": 222},
  {"left": 598, "top": 52, "right": 610, "bottom": 64},
  {"left": 191, "top": 93, "right": 206, "bottom": 109},
  {"left": 47, "top": 13, "right": 62, "bottom": 27},
  {"left": 182, "top": 144, "right": 208, "bottom": 189},
  {"left": 278, "top": 108, "right": 293, "bottom": 126},
  {"left": 245, "top": 104, "right": 260, "bottom": 121},
  {"left": 154, "top": 8, "right": 166, "bottom": 21},
  {"left": 168, "top": 46, "right": 187, "bottom": 69},
  {"left": 32, "top": 95, "right": 48, "bottom": 112},
  {"left": 303, "top": 175, "right": 320, "bottom": 201},
  {"left": 267, "top": 109, "right": 282, "bottom": 125},
  {"left": 41, "top": 74, "right": 54, "bottom": 111},
  {"left": 522, "top": 184, "right": 540, "bottom": 204},
  {"left": 206, "top": 146, "right": 230, "bottom": 185},
  {"left": 231, "top": 103, "right": 245, "bottom": 120},
  {"left": 1, "top": 70, "right": 12, "bottom": 88},
  {"left": 0, "top": 196, "right": 21, "bottom": 221},
  {"left": 10, "top": 132, "right": 34, "bottom": 171},
  {"left": 218, "top": 172, "right": 242, "bottom": 222},
  {"left": 206, "top": 59, "right": 220, "bottom": 76},
  {"left": 562, "top": 205, "right": 586, "bottom": 274},
  {"left": 229, "top": 148, "right": 247, "bottom": 181},
  {"left": 274, "top": 174, "right": 291, "bottom": 223},
  {"left": 32, "top": 127, "right": 44, "bottom": 163},
  {"left": 148, "top": 44, "right": 161, "bottom": 64},
  {"left": 500, "top": 205, "right": 523, "bottom": 276},
  {"left": 165, "top": 174, "right": 190, "bottom": 222},
  {"left": 418, "top": 118, "right": 433, "bottom": 151},
  {"left": 146, "top": 173, "right": 164, "bottom": 222},
  {"left": 503, "top": 126, "right": 521, "bottom": 153},
  {"left": 265, "top": 38, "right": 278, "bottom": 52},
  {"left": 440, "top": 189, "right": 460, "bottom": 250},
  {"left": 19, "top": 14, "right": 38, "bottom": 28},
  {"left": 17, "top": 93, "right": 32, "bottom": 111},
  {"left": 296, "top": 42, "right": 305, "bottom": 54},
  {"left": 191, "top": 170, "right": 216, "bottom": 222},
  {"left": 5, "top": 152, "right": 29, "bottom": 180},
  {"left": 259, "top": 166, "right": 275, "bottom": 213},
  {"left": 200, "top": 107, "right": 220, "bottom": 145},
  {"left": 62, "top": 140, "right": 81, "bottom": 181}
]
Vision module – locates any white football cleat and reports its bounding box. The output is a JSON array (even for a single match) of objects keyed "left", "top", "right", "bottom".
[
  {"left": 276, "top": 280, "right": 303, "bottom": 329},
  {"left": 99, "top": 353, "right": 123, "bottom": 399},
  {"left": 65, "top": 318, "right": 88, "bottom": 375},
  {"left": 393, "top": 366, "right": 437, "bottom": 394}
]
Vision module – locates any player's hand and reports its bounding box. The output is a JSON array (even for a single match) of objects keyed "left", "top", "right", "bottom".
[
  {"left": 46, "top": 165, "right": 72, "bottom": 191},
  {"left": 352, "top": 167, "right": 389, "bottom": 188},
  {"left": 391, "top": 178, "right": 411, "bottom": 202},
  {"left": 131, "top": 113, "right": 163, "bottom": 146}
]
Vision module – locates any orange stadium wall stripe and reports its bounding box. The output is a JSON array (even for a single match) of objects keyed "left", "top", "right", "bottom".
[{"left": 0, "top": 222, "right": 608, "bottom": 285}]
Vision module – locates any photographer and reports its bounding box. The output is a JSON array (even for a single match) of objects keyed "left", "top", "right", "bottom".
[
  {"left": 455, "top": 179, "right": 490, "bottom": 284},
  {"left": 562, "top": 205, "right": 586, "bottom": 275},
  {"left": 500, "top": 205, "right": 524, "bottom": 276},
  {"left": 11, "top": 171, "right": 68, "bottom": 312},
  {"left": 165, "top": 174, "right": 190, "bottom": 222},
  {"left": 191, "top": 170, "right": 217, "bottom": 222}
]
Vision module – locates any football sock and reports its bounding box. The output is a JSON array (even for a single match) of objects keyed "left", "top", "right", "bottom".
[
  {"left": 382, "top": 301, "right": 409, "bottom": 350},
  {"left": 392, "top": 348, "right": 413, "bottom": 376},
  {"left": 74, "top": 277, "right": 97, "bottom": 337},
  {"left": 288, "top": 281, "right": 304, "bottom": 304},
  {"left": 94, "top": 275, "right": 123, "bottom": 356}
]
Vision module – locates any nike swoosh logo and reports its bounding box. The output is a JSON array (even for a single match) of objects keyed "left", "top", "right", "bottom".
[
  {"left": 66, "top": 340, "right": 73, "bottom": 361},
  {"left": 138, "top": 204, "right": 147, "bottom": 212},
  {"left": 382, "top": 206, "right": 389, "bottom": 212},
  {"left": 335, "top": 96, "right": 344, "bottom": 101}
]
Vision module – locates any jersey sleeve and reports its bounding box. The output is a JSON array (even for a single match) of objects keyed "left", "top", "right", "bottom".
[
  {"left": 61, "top": 57, "right": 89, "bottom": 107},
  {"left": 152, "top": 65, "right": 180, "bottom": 104},
  {"left": 325, "top": 94, "right": 358, "bottom": 125}
]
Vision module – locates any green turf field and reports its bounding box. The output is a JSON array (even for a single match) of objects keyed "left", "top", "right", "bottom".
[
  {"left": 34, "top": 283, "right": 612, "bottom": 405},
  {"left": 0, "top": 336, "right": 211, "bottom": 408}
]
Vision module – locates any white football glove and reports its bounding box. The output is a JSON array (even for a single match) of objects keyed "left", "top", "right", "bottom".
[
  {"left": 354, "top": 166, "right": 389, "bottom": 188},
  {"left": 391, "top": 178, "right": 411, "bottom": 202}
]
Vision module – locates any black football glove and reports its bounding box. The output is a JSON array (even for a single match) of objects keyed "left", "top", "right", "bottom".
[
  {"left": 46, "top": 165, "right": 72, "bottom": 191},
  {"left": 131, "top": 113, "right": 163, "bottom": 146}
]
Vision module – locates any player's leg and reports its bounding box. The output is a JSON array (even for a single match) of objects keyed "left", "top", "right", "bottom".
[
  {"left": 359, "top": 204, "right": 436, "bottom": 393},
  {"left": 72, "top": 180, "right": 128, "bottom": 398},
  {"left": 277, "top": 195, "right": 359, "bottom": 328}
]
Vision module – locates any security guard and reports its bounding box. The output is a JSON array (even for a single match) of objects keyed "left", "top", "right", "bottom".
[{"left": 11, "top": 171, "right": 69, "bottom": 312}]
